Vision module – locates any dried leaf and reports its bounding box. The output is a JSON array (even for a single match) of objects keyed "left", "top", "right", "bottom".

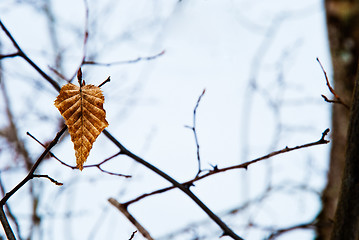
[{"left": 54, "top": 78, "right": 109, "bottom": 170}]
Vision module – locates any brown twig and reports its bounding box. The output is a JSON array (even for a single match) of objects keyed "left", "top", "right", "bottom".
[
  {"left": 32, "top": 174, "right": 63, "bottom": 186},
  {"left": 317, "top": 58, "right": 350, "bottom": 109},
  {"left": 83, "top": 50, "right": 165, "bottom": 66},
  {"left": 27, "top": 132, "right": 131, "bottom": 177},
  {"left": 267, "top": 222, "right": 315, "bottom": 240},
  {"left": 98, "top": 76, "right": 111, "bottom": 88},
  {"left": 85, "top": 152, "right": 132, "bottom": 177},
  {"left": 108, "top": 198, "right": 154, "bottom": 240},
  {"left": 48, "top": 66, "right": 67, "bottom": 81},
  {"left": 123, "top": 128, "right": 330, "bottom": 206},
  {"left": 321, "top": 94, "right": 337, "bottom": 103},
  {"left": 26, "top": 131, "right": 77, "bottom": 169},
  {"left": 26, "top": 131, "right": 66, "bottom": 161}
]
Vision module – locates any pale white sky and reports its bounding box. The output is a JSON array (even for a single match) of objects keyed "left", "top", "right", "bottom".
[{"left": 0, "top": 0, "right": 331, "bottom": 239}]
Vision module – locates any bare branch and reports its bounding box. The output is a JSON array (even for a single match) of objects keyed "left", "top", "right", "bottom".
[
  {"left": 317, "top": 57, "right": 350, "bottom": 109},
  {"left": 98, "top": 76, "right": 111, "bottom": 88},
  {"left": 104, "top": 130, "right": 244, "bottom": 240},
  {"left": 108, "top": 198, "right": 154, "bottom": 240},
  {"left": 27, "top": 132, "right": 131, "bottom": 177},
  {"left": 0, "top": 126, "right": 67, "bottom": 206},
  {"left": 185, "top": 89, "right": 206, "bottom": 177},
  {"left": 0, "top": 19, "right": 61, "bottom": 92},
  {"left": 0, "top": 52, "right": 20, "bottom": 59},
  {"left": 124, "top": 128, "right": 330, "bottom": 206},
  {"left": 85, "top": 152, "right": 132, "bottom": 178},
  {"left": 0, "top": 206, "right": 15, "bottom": 240},
  {"left": 26, "top": 131, "right": 74, "bottom": 169}
]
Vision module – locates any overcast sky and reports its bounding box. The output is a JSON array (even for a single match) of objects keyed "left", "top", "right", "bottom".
[{"left": 0, "top": 0, "right": 331, "bottom": 239}]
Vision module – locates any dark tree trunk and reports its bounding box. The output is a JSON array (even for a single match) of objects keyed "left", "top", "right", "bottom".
[
  {"left": 316, "top": 1, "right": 359, "bottom": 239},
  {"left": 331, "top": 68, "right": 359, "bottom": 239}
]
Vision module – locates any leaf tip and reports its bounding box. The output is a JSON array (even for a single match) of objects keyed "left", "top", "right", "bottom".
[{"left": 77, "top": 164, "right": 84, "bottom": 171}]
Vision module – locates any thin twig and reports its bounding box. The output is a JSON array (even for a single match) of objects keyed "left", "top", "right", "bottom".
[
  {"left": 317, "top": 57, "right": 350, "bottom": 109},
  {"left": 32, "top": 174, "right": 63, "bottom": 186},
  {"left": 26, "top": 131, "right": 65, "bottom": 161},
  {"left": 48, "top": 66, "right": 67, "bottom": 81},
  {"left": 0, "top": 126, "right": 67, "bottom": 206},
  {"left": 83, "top": 50, "right": 165, "bottom": 66},
  {"left": 108, "top": 198, "right": 154, "bottom": 240},
  {"left": 123, "top": 128, "right": 330, "bottom": 206},
  {"left": 27, "top": 132, "right": 131, "bottom": 177},
  {"left": 98, "top": 76, "right": 111, "bottom": 88},
  {"left": 267, "top": 221, "right": 315, "bottom": 240},
  {"left": 26, "top": 131, "right": 75, "bottom": 169},
  {"left": 86, "top": 152, "right": 132, "bottom": 178},
  {"left": 190, "top": 89, "right": 206, "bottom": 177},
  {"left": 0, "top": 53, "right": 20, "bottom": 59},
  {"left": 129, "top": 230, "right": 137, "bottom": 240},
  {"left": 321, "top": 94, "right": 346, "bottom": 106},
  {"left": 0, "top": 19, "right": 61, "bottom": 92}
]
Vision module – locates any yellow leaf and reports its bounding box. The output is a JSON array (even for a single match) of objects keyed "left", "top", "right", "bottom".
[{"left": 54, "top": 75, "right": 109, "bottom": 170}]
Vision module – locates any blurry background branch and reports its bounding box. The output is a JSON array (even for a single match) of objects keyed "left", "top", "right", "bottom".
[
  {"left": 0, "top": 126, "right": 66, "bottom": 239},
  {"left": 0, "top": 17, "right": 244, "bottom": 240},
  {"left": 0, "top": 1, "right": 331, "bottom": 239},
  {"left": 83, "top": 50, "right": 165, "bottom": 66}
]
